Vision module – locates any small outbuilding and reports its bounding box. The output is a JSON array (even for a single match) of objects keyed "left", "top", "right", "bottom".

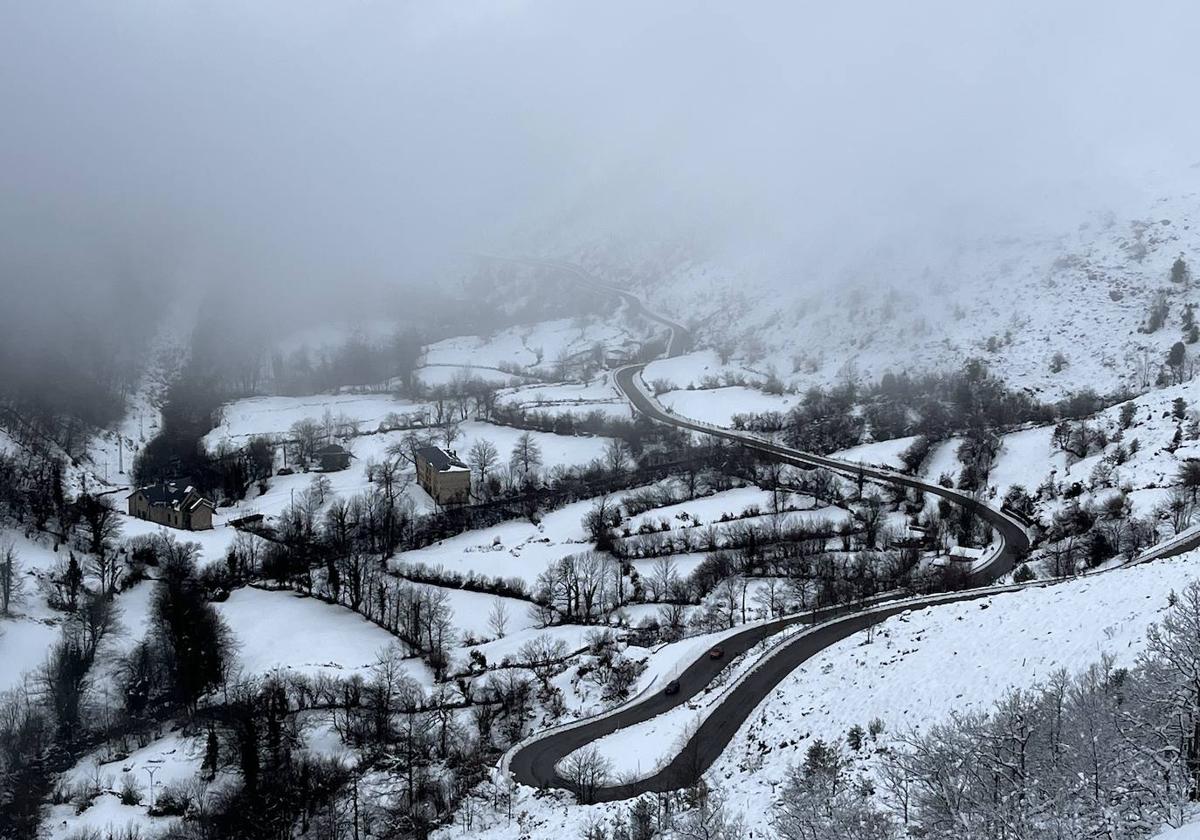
[
  {"left": 948, "top": 545, "right": 985, "bottom": 564},
  {"left": 316, "top": 443, "right": 353, "bottom": 472}
]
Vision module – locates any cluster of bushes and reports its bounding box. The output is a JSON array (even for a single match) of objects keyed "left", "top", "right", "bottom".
[
  {"left": 1034, "top": 491, "right": 1161, "bottom": 576},
  {"left": 729, "top": 360, "right": 1125, "bottom": 460},
  {"left": 490, "top": 403, "right": 637, "bottom": 440},
  {"left": 394, "top": 560, "right": 530, "bottom": 601},
  {"left": 611, "top": 514, "right": 850, "bottom": 561}
]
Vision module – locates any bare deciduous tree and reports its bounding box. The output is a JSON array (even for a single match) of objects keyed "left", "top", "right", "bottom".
[
  {"left": 560, "top": 745, "right": 612, "bottom": 804},
  {"left": 604, "top": 438, "right": 630, "bottom": 474},
  {"left": 509, "top": 432, "right": 542, "bottom": 483},
  {"left": 487, "top": 597, "right": 509, "bottom": 638},
  {"left": 467, "top": 439, "right": 499, "bottom": 490},
  {"left": 1159, "top": 488, "right": 1196, "bottom": 535},
  {"left": 649, "top": 555, "right": 679, "bottom": 602},
  {"left": 0, "top": 541, "right": 22, "bottom": 615}
]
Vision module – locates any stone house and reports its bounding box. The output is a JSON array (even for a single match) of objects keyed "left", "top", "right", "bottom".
[
  {"left": 415, "top": 446, "right": 470, "bottom": 506},
  {"left": 127, "top": 479, "right": 216, "bottom": 531}
]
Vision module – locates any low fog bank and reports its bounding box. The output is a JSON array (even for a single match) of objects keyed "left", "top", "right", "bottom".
[{"left": 3, "top": 0, "right": 1200, "bottom": 418}]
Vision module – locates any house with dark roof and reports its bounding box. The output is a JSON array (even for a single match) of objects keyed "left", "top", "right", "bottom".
[
  {"left": 127, "top": 479, "right": 216, "bottom": 531},
  {"left": 315, "top": 442, "right": 353, "bottom": 472},
  {"left": 415, "top": 446, "right": 470, "bottom": 506}
]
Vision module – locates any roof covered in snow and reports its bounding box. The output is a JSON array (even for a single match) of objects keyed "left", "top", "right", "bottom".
[
  {"left": 416, "top": 446, "right": 467, "bottom": 472},
  {"left": 129, "top": 478, "right": 213, "bottom": 510}
]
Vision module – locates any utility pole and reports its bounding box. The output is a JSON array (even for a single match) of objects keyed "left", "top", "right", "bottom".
[
  {"left": 144, "top": 766, "right": 159, "bottom": 810},
  {"left": 352, "top": 774, "right": 360, "bottom": 840}
]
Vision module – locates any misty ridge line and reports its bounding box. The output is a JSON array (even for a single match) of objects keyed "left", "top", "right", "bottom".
[{"left": 3, "top": 1, "right": 1196, "bottom": 316}]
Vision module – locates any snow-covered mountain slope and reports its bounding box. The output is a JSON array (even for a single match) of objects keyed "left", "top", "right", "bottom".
[
  {"left": 577, "top": 169, "right": 1200, "bottom": 402},
  {"left": 711, "top": 549, "right": 1200, "bottom": 834}
]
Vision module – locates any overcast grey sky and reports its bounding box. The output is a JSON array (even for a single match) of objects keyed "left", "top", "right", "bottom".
[{"left": 3, "top": 1, "right": 1200, "bottom": 301}]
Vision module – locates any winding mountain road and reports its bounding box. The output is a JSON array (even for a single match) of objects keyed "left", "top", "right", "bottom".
[{"left": 495, "top": 257, "right": 1197, "bottom": 802}]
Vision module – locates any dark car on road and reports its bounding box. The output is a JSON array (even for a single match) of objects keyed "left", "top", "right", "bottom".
[
  {"left": 709, "top": 647, "right": 725, "bottom": 660},
  {"left": 663, "top": 679, "right": 680, "bottom": 696}
]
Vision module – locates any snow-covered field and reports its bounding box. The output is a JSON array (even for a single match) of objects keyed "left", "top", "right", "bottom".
[
  {"left": 216, "top": 587, "right": 433, "bottom": 684},
  {"left": 422, "top": 317, "right": 638, "bottom": 372},
  {"left": 458, "top": 623, "right": 594, "bottom": 672},
  {"left": 628, "top": 551, "right": 711, "bottom": 580},
  {"left": 0, "top": 616, "right": 59, "bottom": 693},
  {"left": 433, "top": 587, "right": 539, "bottom": 646},
  {"left": 920, "top": 436, "right": 963, "bottom": 482},
  {"left": 0, "top": 531, "right": 74, "bottom": 691},
  {"left": 832, "top": 434, "right": 923, "bottom": 469},
  {"left": 203, "top": 393, "right": 423, "bottom": 450},
  {"left": 642, "top": 350, "right": 764, "bottom": 390},
  {"left": 453, "top": 420, "right": 613, "bottom": 474},
  {"left": 624, "top": 486, "right": 777, "bottom": 531},
  {"left": 658, "top": 385, "right": 795, "bottom": 427},
  {"left": 988, "top": 425, "right": 1069, "bottom": 498},
  {"left": 415, "top": 365, "right": 530, "bottom": 387},
  {"left": 497, "top": 376, "right": 629, "bottom": 419},
  {"left": 1157, "top": 819, "right": 1200, "bottom": 839},
  {"left": 393, "top": 496, "right": 605, "bottom": 587}
]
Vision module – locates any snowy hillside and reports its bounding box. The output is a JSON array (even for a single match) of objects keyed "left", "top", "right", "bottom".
[
  {"left": 452, "top": 548, "right": 1200, "bottom": 840},
  {"left": 583, "top": 171, "right": 1200, "bottom": 402}
]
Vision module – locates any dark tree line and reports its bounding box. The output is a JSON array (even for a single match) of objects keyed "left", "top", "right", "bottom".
[
  {"left": 270, "top": 329, "right": 425, "bottom": 396},
  {"left": 731, "top": 359, "right": 1110, "bottom": 458}
]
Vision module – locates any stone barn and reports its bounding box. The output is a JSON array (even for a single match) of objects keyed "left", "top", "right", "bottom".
[{"left": 316, "top": 442, "right": 353, "bottom": 472}]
